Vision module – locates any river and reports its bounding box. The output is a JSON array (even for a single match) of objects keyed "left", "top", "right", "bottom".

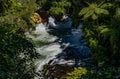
[{"left": 25, "top": 15, "right": 90, "bottom": 79}]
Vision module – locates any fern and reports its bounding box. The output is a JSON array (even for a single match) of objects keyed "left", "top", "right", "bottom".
[
  {"left": 100, "top": 3, "right": 113, "bottom": 8},
  {"left": 98, "top": 25, "right": 110, "bottom": 34},
  {"left": 92, "top": 13, "right": 98, "bottom": 20},
  {"left": 79, "top": 2, "right": 112, "bottom": 20}
]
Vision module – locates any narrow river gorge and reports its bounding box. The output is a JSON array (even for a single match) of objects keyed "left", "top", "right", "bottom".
[{"left": 25, "top": 15, "right": 90, "bottom": 79}]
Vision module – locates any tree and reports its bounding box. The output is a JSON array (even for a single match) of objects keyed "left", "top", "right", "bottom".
[
  {"left": 49, "top": 0, "right": 71, "bottom": 20},
  {"left": 0, "top": 0, "right": 39, "bottom": 79}
]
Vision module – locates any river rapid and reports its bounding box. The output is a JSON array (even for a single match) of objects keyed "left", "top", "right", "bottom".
[{"left": 25, "top": 15, "right": 90, "bottom": 79}]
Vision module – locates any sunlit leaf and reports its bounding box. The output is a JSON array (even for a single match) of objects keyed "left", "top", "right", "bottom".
[{"left": 92, "top": 13, "right": 98, "bottom": 20}]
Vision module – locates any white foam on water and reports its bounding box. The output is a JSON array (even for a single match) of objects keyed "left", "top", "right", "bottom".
[
  {"left": 25, "top": 16, "right": 89, "bottom": 79},
  {"left": 25, "top": 23, "right": 62, "bottom": 73},
  {"left": 35, "top": 43, "right": 62, "bottom": 72},
  {"left": 25, "top": 23, "right": 58, "bottom": 42}
]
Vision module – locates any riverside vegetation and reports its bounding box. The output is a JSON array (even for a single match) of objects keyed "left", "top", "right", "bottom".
[{"left": 0, "top": 0, "right": 120, "bottom": 79}]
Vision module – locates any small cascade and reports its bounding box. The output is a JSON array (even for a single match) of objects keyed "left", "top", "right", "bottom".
[
  {"left": 25, "top": 23, "right": 62, "bottom": 69},
  {"left": 25, "top": 15, "right": 90, "bottom": 78}
]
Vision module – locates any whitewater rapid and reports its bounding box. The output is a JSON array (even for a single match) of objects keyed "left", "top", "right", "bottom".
[{"left": 25, "top": 16, "right": 90, "bottom": 78}]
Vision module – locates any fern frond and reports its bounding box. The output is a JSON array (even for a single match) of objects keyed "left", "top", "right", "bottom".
[
  {"left": 83, "top": 10, "right": 94, "bottom": 20},
  {"left": 92, "top": 13, "right": 98, "bottom": 20},
  {"left": 102, "top": 9, "right": 109, "bottom": 15},
  {"left": 98, "top": 1, "right": 105, "bottom": 7},
  {"left": 100, "top": 28, "right": 110, "bottom": 34},
  {"left": 100, "top": 3, "right": 113, "bottom": 8},
  {"left": 85, "top": 1, "right": 90, "bottom": 6},
  {"left": 52, "top": 1, "right": 58, "bottom": 7},
  {"left": 95, "top": 8, "right": 109, "bottom": 15},
  {"left": 79, "top": 7, "right": 89, "bottom": 16}
]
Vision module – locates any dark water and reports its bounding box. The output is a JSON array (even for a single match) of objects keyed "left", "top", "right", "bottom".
[
  {"left": 26, "top": 15, "right": 90, "bottom": 79},
  {"left": 46, "top": 15, "right": 90, "bottom": 66}
]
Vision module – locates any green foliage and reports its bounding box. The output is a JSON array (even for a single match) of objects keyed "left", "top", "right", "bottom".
[
  {"left": 3, "top": 0, "right": 38, "bottom": 27},
  {"left": 49, "top": 0, "right": 71, "bottom": 20},
  {"left": 66, "top": 67, "right": 87, "bottom": 79},
  {"left": 66, "top": 66, "right": 120, "bottom": 79},
  {"left": 85, "top": 67, "right": 120, "bottom": 79},
  {"left": 79, "top": 2, "right": 112, "bottom": 20},
  {"left": 49, "top": 7, "right": 66, "bottom": 19},
  {"left": 0, "top": 31, "right": 38, "bottom": 79},
  {"left": 114, "top": 7, "right": 120, "bottom": 21},
  {"left": 80, "top": 1, "right": 120, "bottom": 68},
  {"left": 0, "top": 0, "right": 39, "bottom": 79},
  {"left": 0, "top": 0, "right": 13, "bottom": 14},
  {"left": 36, "top": 0, "right": 47, "bottom": 7},
  {"left": 94, "top": 67, "right": 120, "bottom": 79},
  {"left": 0, "top": 0, "right": 120, "bottom": 79}
]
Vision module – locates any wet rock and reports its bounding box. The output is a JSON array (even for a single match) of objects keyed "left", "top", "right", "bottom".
[
  {"left": 47, "top": 15, "right": 72, "bottom": 30},
  {"left": 43, "top": 64, "right": 74, "bottom": 79}
]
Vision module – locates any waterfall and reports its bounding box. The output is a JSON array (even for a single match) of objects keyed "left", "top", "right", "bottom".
[{"left": 25, "top": 15, "right": 90, "bottom": 78}]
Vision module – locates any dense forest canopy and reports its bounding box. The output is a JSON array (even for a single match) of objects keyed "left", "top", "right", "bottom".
[{"left": 0, "top": 0, "right": 120, "bottom": 79}]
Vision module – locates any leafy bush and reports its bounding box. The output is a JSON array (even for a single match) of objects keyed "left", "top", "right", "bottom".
[
  {"left": 0, "top": 0, "right": 39, "bottom": 79},
  {"left": 79, "top": 2, "right": 112, "bottom": 20},
  {"left": 84, "top": 67, "right": 120, "bottom": 79},
  {"left": 66, "top": 66, "right": 120, "bottom": 79},
  {"left": 0, "top": 25, "right": 38, "bottom": 79},
  {"left": 49, "top": 0, "right": 71, "bottom": 20},
  {"left": 66, "top": 67, "right": 87, "bottom": 79}
]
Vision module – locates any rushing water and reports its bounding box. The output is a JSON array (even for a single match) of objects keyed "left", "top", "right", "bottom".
[{"left": 25, "top": 15, "right": 90, "bottom": 78}]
